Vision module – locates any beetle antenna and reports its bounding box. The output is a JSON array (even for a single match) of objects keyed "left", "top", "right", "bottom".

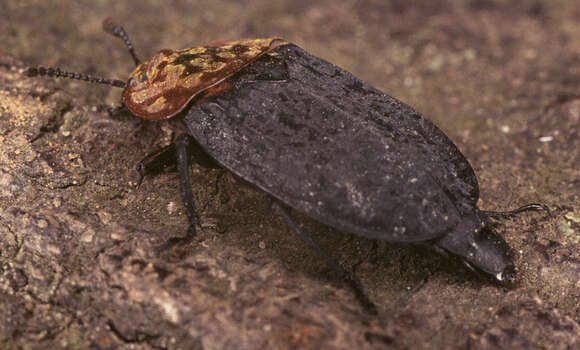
[
  {"left": 25, "top": 66, "right": 126, "bottom": 88},
  {"left": 102, "top": 17, "right": 141, "bottom": 66}
]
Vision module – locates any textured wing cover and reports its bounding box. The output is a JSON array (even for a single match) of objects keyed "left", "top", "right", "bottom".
[{"left": 185, "top": 44, "right": 479, "bottom": 242}]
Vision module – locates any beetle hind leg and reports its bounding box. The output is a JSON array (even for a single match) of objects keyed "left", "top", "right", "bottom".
[{"left": 272, "top": 202, "right": 377, "bottom": 315}]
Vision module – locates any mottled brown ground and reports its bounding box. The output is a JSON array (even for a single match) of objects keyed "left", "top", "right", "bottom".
[{"left": 0, "top": 1, "right": 578, "bottom": 349}]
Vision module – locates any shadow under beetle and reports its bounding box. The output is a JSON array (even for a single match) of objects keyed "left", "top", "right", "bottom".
[{"left": 26, "top": 18, "right": 550, "bottom": 313}]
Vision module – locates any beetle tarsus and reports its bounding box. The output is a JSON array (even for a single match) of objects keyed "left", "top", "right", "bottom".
[
  {"left": 272, "top": 202, "right": 378, "bottom": 315},
  {"left": 481, "top": 203, "right": 551, "bottom": 219}
]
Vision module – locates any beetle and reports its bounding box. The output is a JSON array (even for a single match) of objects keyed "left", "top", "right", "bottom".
[{"left": 26, "top": 18, "right": 548, "bottom": 312}]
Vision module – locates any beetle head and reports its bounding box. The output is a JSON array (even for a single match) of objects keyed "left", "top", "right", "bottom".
[{"left": 433, "top": 213, "right": 517, "bottom": 286}]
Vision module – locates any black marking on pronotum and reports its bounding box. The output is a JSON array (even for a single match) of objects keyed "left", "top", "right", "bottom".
[{"left": 25, "top": 18, "right": 550, "bottom": 314}]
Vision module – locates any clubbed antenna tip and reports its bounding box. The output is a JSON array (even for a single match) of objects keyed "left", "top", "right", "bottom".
[
  {"left": 25, "top": 66, "right": 126, "bottom": 88},
  {"left": 102, "top": 17, "right": 141, "bottom": 66}
]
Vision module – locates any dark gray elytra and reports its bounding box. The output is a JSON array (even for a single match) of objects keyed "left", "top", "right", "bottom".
[
  {"left": 26, "top": 21, "right": 547, "bottom": 295},
  {"left": 186, "top": 44, "right": 543, "bottom": 285}
]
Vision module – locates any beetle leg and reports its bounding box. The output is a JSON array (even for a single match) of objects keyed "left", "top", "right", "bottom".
[
  {"left": 271, "top": 202, "right": 377, "bottom": 315},
  {"left": 175, "top": 134, "right": 200, "bottom": 238},
  {"left": 137, "top": 136, "right": 219, "bottom": 182},
  {"left": 149, "top": 135, "right": 222, "bottom": 249},
  {"left": 138, "top": 133, "right": 221, "bottom": 243},
  {"left": 137, "top": 143, "right": 178, "bottom": 180},
  {"left": 106, "top": 104, "right": 128, "bottom": 117},
  {"left": 481, "top": 203, "right": 551, "bottom": 219}
]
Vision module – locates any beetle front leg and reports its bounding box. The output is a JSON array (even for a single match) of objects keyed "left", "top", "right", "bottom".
[
  {"left": 137, "top": 143, "right": 179, "bottom": 180},
  {"left": 271, "top": 202, "right": 377, "bottom": 315},
  {"left": 106, "top": 104, "right": 128, "bottom": 117},
  {"left": 137, "top": 135, "right": 219, "bottom": 181},
  {"left": 140, "top": 134, "right": 220, "bottom": 248},
  {"left": 138, "top": 132, "right": 220, "bottom": 245}
]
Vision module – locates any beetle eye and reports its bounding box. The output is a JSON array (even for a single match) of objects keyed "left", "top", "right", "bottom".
[{"left": 127, "top": 72, "right": 148, "bottom": 87}]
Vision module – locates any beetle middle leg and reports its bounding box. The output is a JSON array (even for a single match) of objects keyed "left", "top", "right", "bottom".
[
  {"left": 175, "top": 134, "right": 199, "bottom": 238},
  {"left": 271, "top": 202, "right": 378, "bottom": 315}
]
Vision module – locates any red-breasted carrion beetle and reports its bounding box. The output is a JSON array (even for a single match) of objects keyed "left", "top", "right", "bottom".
[{"left": 26, "top": 18, "right": 549, "bottom": 313}]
